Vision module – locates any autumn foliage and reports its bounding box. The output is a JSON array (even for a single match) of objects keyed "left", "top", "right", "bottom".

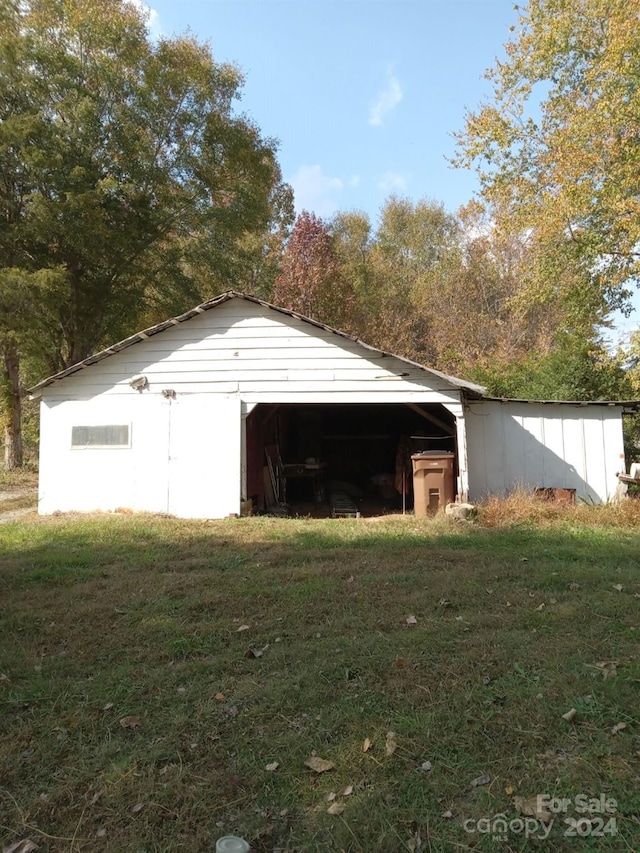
[{"left": 273, "top": 211, "right": 355, "bottom": 331}]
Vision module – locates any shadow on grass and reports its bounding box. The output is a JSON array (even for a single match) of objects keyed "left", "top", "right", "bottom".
[
  {"left": 2, "top": 513, "right": 639, "bottom": 584},
  {"left": 1, "top": 515, "right": 639, "bottom": 852}
]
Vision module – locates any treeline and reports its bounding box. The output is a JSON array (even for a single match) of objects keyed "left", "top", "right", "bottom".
[
  {"left": 269, "top": 202, "right": 637, "bottom": 403},
  {"left": 0, "top": 0, "right": 293, "bottom": 467},
  {"left": 2, "top": 0, "right": 640, "bottom": 468}
]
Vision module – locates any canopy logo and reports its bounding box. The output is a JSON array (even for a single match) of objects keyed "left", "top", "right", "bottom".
[{"left": 463, "top": 794, "right": 618, "bottom": 841}]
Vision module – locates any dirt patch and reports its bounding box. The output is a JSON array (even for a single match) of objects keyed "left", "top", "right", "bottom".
[
  {"left": 0, "top": 480, "right": 38, "bottom": 520},
  {"left": 0, "top": 506, "right": 37, "bottom": 524}
]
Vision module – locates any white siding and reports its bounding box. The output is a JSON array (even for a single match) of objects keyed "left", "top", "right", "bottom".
[
  {"left": 466, "top": 401, "right": 625, "bottom": 503},
  {"left": 167, "top": 395, "right": 241, "bottom": 518},
  {"left": 40, "top": 299, "right": 463, "bottom": 405},
  {"left": 38, "top": 394, "right": 241, "bottom": 517},
  {"left": 38, "top": 298, "right": 469, "bottom": 518}
]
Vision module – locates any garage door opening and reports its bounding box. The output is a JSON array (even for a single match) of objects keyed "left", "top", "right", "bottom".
[{"left": 245, "top": 403, "right": 457, "bottom": 517}]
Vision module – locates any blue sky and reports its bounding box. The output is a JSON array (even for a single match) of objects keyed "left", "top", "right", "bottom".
[
  {"left": 145, "top": 0, "right": 518, "bottom": 222},
  {"left": 142, "top": 0, "right": 637, "bottom": 340}
]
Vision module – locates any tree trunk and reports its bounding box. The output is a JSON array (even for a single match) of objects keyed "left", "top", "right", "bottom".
[{"left": 1, "top": 337, "right": 23, "bottom": 469}]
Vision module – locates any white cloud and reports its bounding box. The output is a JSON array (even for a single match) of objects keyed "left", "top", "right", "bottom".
[
  {"left": 129, "top": 0, "right": 162, "bottom": 39},
  {"left": 289, "top": 165, "right": 345, "bottom": 217},
  {"left": 369, "top": 69, "right": 403, "bottom": 126},
  {"left": 377, "top": 171, "right": 408, "bottom": 192}
]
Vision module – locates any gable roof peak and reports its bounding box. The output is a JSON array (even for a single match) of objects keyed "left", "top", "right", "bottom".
[{"left": 28, "top": 290, "right": 486, "bottom": 395}]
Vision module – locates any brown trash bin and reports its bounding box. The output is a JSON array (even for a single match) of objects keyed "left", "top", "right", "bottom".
[{"left": 411, "top": 451, "right": 455, "bottom": 516}]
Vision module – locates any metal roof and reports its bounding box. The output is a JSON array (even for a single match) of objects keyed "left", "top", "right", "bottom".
[
  {"left": 28, "top": 290, "right": 487, "bottom": 396},
  {"left": 465, "top": 394, "right": 640, "bottom": 410}
]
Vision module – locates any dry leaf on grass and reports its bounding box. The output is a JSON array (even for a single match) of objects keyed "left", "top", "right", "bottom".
[
  {"left": 568, "top": 582, "right": 580, "bottom": 591},
  {"left": 214, "top": 692, "right": 225, "bottom": 701},
  {"left": 245, "top": 647, "right": 263, "bottom": 659},
  {"left": 441, "top": 810, "right": 453, "bottom": 819},
  {"left": 612, "top": 584, "right": 624, "bottom": 592},
  {"left": 131, "top": 803, "right": 145, "bottom": 814},
  {"left": 611, "top": 722, "right": 627, "bottom": 735},
  {"left": 119, "top": 715, "right": 141, "bottom": 729},
  {"left": 406, "top": 615, "right": 417, "bottom": 625},
  {"left": 385, "top": 731, "right": 397, "bottom": 756},
  {"left": 265, "top": 762, "right": 279, "bottom": 772},
  {"left": 236, "top": 624, "right": 250, "bottom": 632},
  {"left": 326, "top": 792, "right": 336, "bottom": 802},
  {"left": 418, "top": 761, "right": 432, "bottom": 772},
  {"left": 470, "top": 774, "right": 491, "bottom": 787},
  {"left": 340, "top": 785, "right": 353, "bottom": 796},
  {"left": 3, "top": 841, "right": 39, "bottom": 853},
  {"left": 514, "top": 795, "right": 553, "bottom": 823},
  {"left": 327, "top": 801, "right": 345, "bottom": 815},
  {"left": 595, "top": 661, "right": 618, "bottom": 680},
  {"left": 102, "top": 702, "right": 113, "bottom": 711},
  {"left": 406, "top": 831, "right": 422, "bottom": 853},
  {"left": 562, "top": 708, "right": 577, "bottom": 722},
  {"left": 363, "top": 737, "right": 372, "bottom": 753},
  {"left": 535, "top": 602, "right": 545, "bottom": 611},
  {"left": 304, "top": 756, "right": 334, "bottom": 773}
]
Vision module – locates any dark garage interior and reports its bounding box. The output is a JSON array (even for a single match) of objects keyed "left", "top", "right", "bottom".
[{"left": 245, "top": 403, "right": 458, "bottom": 517}]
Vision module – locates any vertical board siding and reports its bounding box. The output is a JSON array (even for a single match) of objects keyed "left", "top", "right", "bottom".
[{"left": 466, "top": 401, "right": 625, "bottom": 503}]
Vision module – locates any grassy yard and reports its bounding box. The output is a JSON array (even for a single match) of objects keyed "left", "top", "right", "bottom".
[{"left": 1, "top": 501, "right": 639, "bottom": 852}]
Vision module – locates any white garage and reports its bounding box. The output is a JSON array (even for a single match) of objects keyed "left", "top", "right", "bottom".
[{"left": 29, "top": 292, "right": 632, "bottom": 517}]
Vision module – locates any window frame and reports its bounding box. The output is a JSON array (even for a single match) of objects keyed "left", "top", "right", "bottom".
[{"left": 70, "top": 424, "right": 132, "bottom": 450}]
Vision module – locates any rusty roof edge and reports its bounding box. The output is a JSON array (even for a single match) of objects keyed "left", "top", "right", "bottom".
[
  {"left": 28, "top": 290, "right": 487, "bottom": 397},
  {"left": 464, "top": 393, "right": 640, "bottom": 408}
]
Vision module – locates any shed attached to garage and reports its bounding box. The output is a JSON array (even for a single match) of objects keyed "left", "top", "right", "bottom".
[{"left": 29, "top": 292, "right": 633, "bottom": 516}]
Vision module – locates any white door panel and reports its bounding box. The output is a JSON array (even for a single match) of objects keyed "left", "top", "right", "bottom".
[{"left": 168, "top": 396, "right": 241, "bottom": 518}]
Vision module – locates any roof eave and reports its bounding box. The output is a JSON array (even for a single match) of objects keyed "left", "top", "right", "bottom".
[{"left": 28, "top": 290, "right": 486, "bottom": 397}]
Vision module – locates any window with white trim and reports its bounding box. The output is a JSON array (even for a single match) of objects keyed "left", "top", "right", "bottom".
[{"left": 71, "top": 425, "right": 130, "bottom": 449}]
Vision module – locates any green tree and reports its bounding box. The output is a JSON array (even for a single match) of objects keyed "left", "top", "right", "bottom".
[
  {"left": 367, "top": 196, "right": 460, "bottom": 362},
  {"left": 454, "top": 0, "right": 640, "bottom": 313},
  {"left": 328, "top": 210, "right": 379, "bottom": 338},
  {"left": 0, "top": 269, "right": 66, "bottom": 466},
  {"left": 0, "top": 0, "right": 289, "bottom": 465},
  {"left": 472, "top": 334, "right": 632, "bottom": 401}
]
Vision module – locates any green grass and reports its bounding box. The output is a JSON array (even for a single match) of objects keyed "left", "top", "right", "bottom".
[{"left": 1, "top": 509, "right": 639, "bottom": 852}]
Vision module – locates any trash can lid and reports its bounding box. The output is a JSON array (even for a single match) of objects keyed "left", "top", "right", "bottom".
[{"left": 411, "top": 451, "right": 455, "bottom": 458}]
